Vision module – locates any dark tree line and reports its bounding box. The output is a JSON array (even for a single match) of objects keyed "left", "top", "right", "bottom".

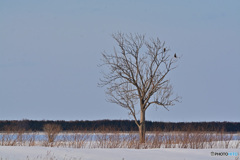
[{"left": 0, "top": 120, "right": 239, "bottom": 132}]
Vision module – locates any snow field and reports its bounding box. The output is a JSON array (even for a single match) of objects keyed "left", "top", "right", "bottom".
[{"left": 0, "top": 146, "right": 239, "bottom": 160}]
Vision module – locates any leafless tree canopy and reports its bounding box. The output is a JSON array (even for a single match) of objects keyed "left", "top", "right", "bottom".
[
  {"left": 43, "top": 124, "right": 62, "bottom": 145},
  {"left": 99, "top": 33, "right": 180, "bottom": 142}
]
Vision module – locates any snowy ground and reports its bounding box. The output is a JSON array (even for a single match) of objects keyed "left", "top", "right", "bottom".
[{"left": 0, "top": 146, "right": 239, "bottom": 160}]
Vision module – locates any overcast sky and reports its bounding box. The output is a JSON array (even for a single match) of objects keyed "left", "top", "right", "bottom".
[{"left": 0, "top": 0, "right": 239, "bottom": 122}]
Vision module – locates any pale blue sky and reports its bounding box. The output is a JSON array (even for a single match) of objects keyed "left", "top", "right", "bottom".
[{"left": 0, "top": 0, "right": 240, "bottom": 122}]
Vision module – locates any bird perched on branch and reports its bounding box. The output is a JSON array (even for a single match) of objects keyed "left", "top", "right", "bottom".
[
  {"left": 164, "top": 48, "right": 166, "bottom": 52},
  {"left": 174, "top": 53, "right": 177, "bottom": 58}
]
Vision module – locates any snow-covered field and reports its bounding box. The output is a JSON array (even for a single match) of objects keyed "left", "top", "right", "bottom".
[{"left": 0, "top": 146, "right": 239, "bottom": 160}]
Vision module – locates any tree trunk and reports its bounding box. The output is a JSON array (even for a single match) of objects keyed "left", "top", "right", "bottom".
[{"left": 139, "top": 109, "right": 146, "bottom": 143}]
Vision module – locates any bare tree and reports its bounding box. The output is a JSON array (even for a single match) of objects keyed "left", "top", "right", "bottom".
[
  {"left": 43, "top": 124, "right": 62, "bottom": 147},
  {"left": 99, "top": 32, "right": 180, "bottom": 143}
]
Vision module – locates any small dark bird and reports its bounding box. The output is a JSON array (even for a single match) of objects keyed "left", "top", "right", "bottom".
[
  {"left": 164, "top": 48, "right": 166, "bottom": 52},
  {"left": 174, "top": 53, "right": 177, "bottom": 58}
]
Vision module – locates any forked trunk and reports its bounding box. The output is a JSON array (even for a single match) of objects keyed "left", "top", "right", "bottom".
[{"left": 139, "top": 109, "right": 146, "bottom": 143}]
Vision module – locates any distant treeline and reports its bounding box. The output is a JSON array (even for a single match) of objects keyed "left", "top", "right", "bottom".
[{"left": 0, "top": 120, "right": 240, "bottom": 132}]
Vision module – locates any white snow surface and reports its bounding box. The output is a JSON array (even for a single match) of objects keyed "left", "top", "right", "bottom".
[{"left": 0, "top": 146, "right": 239, "bottom": 160}]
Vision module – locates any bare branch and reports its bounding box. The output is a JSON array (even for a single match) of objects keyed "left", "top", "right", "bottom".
[{"left": 99, "top": 32, "right": 180, "bottom": 136}]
